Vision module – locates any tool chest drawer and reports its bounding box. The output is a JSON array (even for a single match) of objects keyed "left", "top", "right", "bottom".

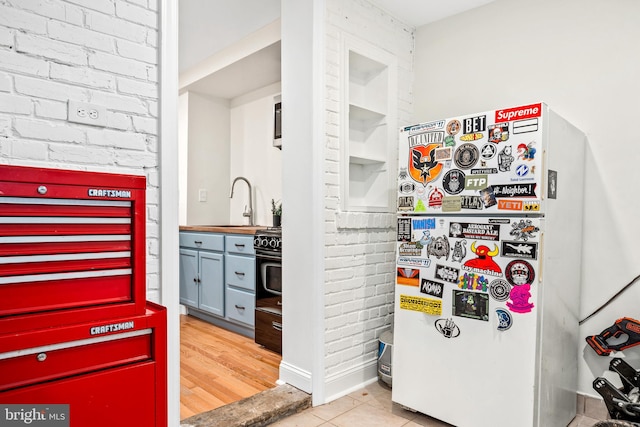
[
  {"left": 0, "top": 329, "right": 152, "bottom": 392},
  {"left": 0, "top": 164, "right": 147, "bottom": 334}
]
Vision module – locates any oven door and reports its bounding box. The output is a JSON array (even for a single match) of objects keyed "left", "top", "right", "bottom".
[{"left": 255, "top": 252, "right": 281, "bottom": 296}]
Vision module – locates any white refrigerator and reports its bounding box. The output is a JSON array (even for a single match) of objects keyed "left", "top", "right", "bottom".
[{"left": 392, "top": 102, "right": 586, "bottom": 427}]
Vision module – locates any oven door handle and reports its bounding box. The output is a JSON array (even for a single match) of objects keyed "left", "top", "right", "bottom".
[{"left": 255, "top": 252, "right": 281, "bottom": 261}]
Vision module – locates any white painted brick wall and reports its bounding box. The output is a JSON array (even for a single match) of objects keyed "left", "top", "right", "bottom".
[
  {"left": 0, "top": 1, "right": 161, "bottom": 302},
  {"left": 324, "top": 0, "right": 414, "bottom": 380}
]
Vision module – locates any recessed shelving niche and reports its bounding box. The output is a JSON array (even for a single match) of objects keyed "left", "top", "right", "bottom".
[{"left": 341, "top": 36, "right": 397, "bottom": 212}]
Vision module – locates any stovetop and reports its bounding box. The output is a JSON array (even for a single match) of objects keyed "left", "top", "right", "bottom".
[{"left": 254, "top": 227, "right": 282, "bottom": 251}]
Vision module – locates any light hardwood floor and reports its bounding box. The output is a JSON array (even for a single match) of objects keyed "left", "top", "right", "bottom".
[{"left": 180, "top": 314, "right": 282, "bottom": 420}]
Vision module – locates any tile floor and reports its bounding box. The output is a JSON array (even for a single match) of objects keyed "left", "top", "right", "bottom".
[{"left": 270, "top": 381, "right": 604, "bottom": 427}]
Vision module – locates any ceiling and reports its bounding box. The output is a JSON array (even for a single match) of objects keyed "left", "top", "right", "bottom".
[
  {"left": 371, "top": 0, "right": 497, "bottom": 27},
  {"left": 179, "top": 0, "right": 496, "bottom": 99}
]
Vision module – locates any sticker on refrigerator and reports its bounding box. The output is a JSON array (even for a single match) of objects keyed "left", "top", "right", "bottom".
[
  {"left": 458, "top": 272, "right": 489, "bottom": 292},
  {"left": 501, "top": 241, "right": 538, "bottom": 259},
  {"left": 494, "top": 103, "right": 542, "bottom": 123},
  {"left": 399, "top": 242, "right": 422, "bottom": 257},
  {"left": 509, "top": 219, "right": 540, "bottom": 241},
  {"left": 497, "top": 145, "right": 515, "bottom": 172},
  {"left": 513, "top": 118, "right": 539, "bottom": 134},
  {"left": 435, "top": 147, "right": 452, "bottom": 161},
  {"left": 426, "top": 235, "right": 450, "bottom": 260},
  {"left": 397, "top": 268, "right": 419, "bottom": 287},
  {"left": 435, "top": 264, "right": 460, "bottom": 283},
  {"left": 450, "top": 240, "right": 467, "bottom": 263},
  {"left": 495, "top": 308, "right": 513, "bottom": 331},
  {"left": 480, "top": 143, "right": 497, "bottom": 160},
  {"left": 517, "top": 142, "right": 537, "bottom": 161},
  {"left": 435, "top": 318, "right": 461, "bottom": 338},
  {"left": 449, "top": 222, "right": 500, "bottom": 241},
  {"left": 454, "top": 143, "right": 480, "bottom": 169},
  {"left": 398, "top": 195, "right": 414, "bottom": 212},
  {"left": 420, "top": 279, "right": 444, "bottom": 298},
  {"left": 397, "top": 217, "right": 412, "bottom": 242},
  {"left": 452, "top": 290, "right": 489, "bottom": 321},
  {"left": 492, "top": 183, "right": 537, "bottom": 198},
  {"left": 489, "top": 279, "right": 512, "bottom": 301},
  {"left": 409, "top": 143, "right": 443, "bottom": 186},
  {"left": 462, "top": 242, "right": 502, "bottom": 276},
  {"left": 488, "top": 123, "right": 509, "bottom": 143},
  {"left": 479, "top": 187, "right": 497, "bottom": 208},
  {"left": 498, "top": 200, "right": 523, "bottom": 211},
  {"left": 507, "top": 283, "right": 535, "bottom": 313},
  {"left": 548, "top": 169, "right": 558, "bottom": 199},
  {"left": 505, "top": 260, "right": 535, "bottom": 286},
  {"left": 428, "top": 187, "right": 444, "bottom": 208},
  {"left": 460, "top": 195, "right": 483, "bottom": 210},
  {"left": 465, "top": 174, "right": 488, "bottom": 190},
  {"left": 463, "top": 115, "right": 486, "bottom": 134},
  {"left": 442, "top": 169, "right": 465, "bottom": 195},
  {"left": 441, "top": 196, "right": 462, "bottom": 212},
  {"left": 397, "top": 257, "right": 431, "bottom": 268},
  {"left": 399, "top": 294, "right": 442, "bottom": 316},
  {"left": 523, "top": 200, "right": 541, "bottom": 211}
]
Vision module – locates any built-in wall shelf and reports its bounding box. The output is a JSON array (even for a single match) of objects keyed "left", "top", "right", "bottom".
[{"left": 341, "top": 36, "right": 397, "bottom": 212}]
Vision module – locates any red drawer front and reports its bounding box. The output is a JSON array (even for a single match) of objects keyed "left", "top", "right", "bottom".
[
  {"left": 0, "top": 330, "right": 152, "bottom": 392},
  {"left": 0, "top": 362, "right": 158, "bottom": 427},
  {"left": 0, "top": 274, "right": 132, "bottom": 316}
]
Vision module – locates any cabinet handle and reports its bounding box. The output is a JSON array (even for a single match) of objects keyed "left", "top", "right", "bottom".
[
  {"left": 235, "top": 304, "right": 245, "bottom": 310},
  {"left": 194, "top": 240, "right": 202, "bottom": 245},
  {"left": 277, "top": 300, "right": 282, "bottom": 306},
  {"left": 193, "top": 277, "right": 201, "bottom": 284},
  {"left": 36, "top": 352, "right": 47, "bottom": 362},
  {"left": 235, "top": 271, "right": 245, "bottom": 276},
  {"left": 272, "top": 321, "right": 282, "bottom": 331},
  {"left": 235, "top": 243, "right": 245, "bottom": 248}
]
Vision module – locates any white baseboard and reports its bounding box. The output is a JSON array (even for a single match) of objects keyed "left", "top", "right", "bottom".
[
  {"left": 279, "top": 360, "right": 312, "bottom": 394},
  {"left": 323, "top": 358, "right": 379, "bottom": 404}
]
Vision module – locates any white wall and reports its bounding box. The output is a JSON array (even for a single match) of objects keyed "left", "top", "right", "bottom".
[
  {"left": 229, "top": 82, "right": 282, "bottom": 226},
  {"left": 0, "top": 0, "right": 161, "bottom": 300},
  {"left": 321, "top": 0, "right": 413, "bottom": 401},
  {"left": 183, "top": 91, "right": 230, "bottom": 225},
  {"left": 412, "top": 0, "right": 640, "bottom": 397}
]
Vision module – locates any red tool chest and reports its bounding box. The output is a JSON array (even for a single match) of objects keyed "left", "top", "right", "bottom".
[
  {"left": 0, "top": 164, "right": 147, "bottom": 334},
  {"left": 0, "top": 302, "right": 167, "bottom": 427},
  {"left": 0, "top": 165, "right": 167, "bottom": 426}
]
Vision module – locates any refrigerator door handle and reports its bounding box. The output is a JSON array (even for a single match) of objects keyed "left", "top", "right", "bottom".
[
  {"left": 538, "top": 232, "right": 544, "bottom": 282},
  {"left": 541, "top": 149, "right": 547, "bottom": 200}
]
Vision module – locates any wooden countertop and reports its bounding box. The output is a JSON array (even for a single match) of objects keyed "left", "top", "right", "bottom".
[{"left": 179, "top": 225, "right": 266, "bottom": 235}]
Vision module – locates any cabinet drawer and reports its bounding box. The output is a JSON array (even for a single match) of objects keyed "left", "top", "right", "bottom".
[
  {"left": 225, "top": 254, "right": 255, "bottom": 291},
  {"left": 225, "top": 288, "right": 255, "bottom": 327},
  {"left": 0, "top": 329, "right": 152, "bottom": 392},
  {"left": 179, "top": 232, "right": 223, "bottom": 251},
  {"left": 255, "top": 309, "right": 282, "bottom": 354},
  {"left": 225, "top": 235, "right": 255, "bottom": 255}
]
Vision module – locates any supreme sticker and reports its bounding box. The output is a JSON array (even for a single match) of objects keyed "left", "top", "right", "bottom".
[{"left": 495, "top": 103, "right": 542, "bottom": 123}]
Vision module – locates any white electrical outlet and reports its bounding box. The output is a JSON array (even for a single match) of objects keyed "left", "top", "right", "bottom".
[
  {"left": 198, "top": 189, "right": 207, "bottom": 202},
  {"left": 67, "top": 100, "right": 107, "bottom": 127}
]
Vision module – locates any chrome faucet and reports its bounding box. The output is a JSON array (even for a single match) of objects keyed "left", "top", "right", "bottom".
[{"left": 229, "top": 176, "right": 253, "bottom": 226}]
